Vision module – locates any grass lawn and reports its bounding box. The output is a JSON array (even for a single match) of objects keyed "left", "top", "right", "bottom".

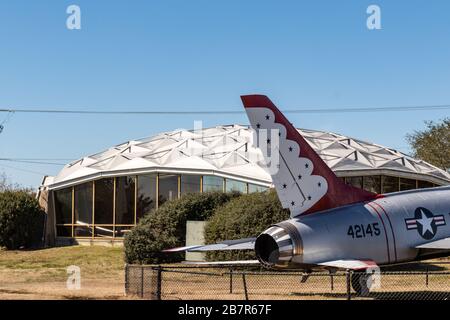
[{"left": 0, "top": 246, "right": 126, "bottom": 300}]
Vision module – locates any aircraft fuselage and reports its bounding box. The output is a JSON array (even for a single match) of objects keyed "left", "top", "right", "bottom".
[{"left": 256, "top": 186, "right": 450, "bottom": 268}]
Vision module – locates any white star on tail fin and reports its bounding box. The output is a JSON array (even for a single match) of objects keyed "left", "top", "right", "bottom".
[
  {"left": 242, "top": 95, "right": 377, "bottom": 217},
  {"left": 246, "top": 107, "right": 328, "bottom": 216}
]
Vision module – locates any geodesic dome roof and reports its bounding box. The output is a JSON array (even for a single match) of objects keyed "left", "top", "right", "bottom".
[{"left": 47, "top": 125, "right": 450, "bottom": 189}]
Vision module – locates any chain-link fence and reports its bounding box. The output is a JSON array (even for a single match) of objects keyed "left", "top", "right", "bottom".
[{"left": 125, "top": 263, "right": 450, "bottom": 300}]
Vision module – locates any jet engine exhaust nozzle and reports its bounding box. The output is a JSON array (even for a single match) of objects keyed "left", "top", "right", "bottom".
[{"left": 255, "top": 225, "right": 301, "bottom": 268}]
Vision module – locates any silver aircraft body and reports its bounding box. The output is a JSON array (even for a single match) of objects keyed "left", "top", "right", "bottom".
[
  {"left": 265, "top": 186, "right": 450, "bottom": 269},
  {"left": 166, "top": 95, "right": 450, "bottom": 284}
]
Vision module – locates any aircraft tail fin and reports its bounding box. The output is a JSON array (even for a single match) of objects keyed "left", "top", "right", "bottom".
[{"left": 242, "top": 94, "right": 377, "bottom": 217}]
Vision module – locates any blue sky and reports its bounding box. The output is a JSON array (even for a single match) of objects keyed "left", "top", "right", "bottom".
[{"left": 0, "top": 0, "right": 449, "bottom": 188}]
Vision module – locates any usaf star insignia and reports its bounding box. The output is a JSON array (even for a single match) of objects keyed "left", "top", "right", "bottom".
[{"left": 405, "top": 207, "right": 446, "bottom": 240}]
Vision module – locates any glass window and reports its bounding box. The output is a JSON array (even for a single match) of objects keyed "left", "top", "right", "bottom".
[
  {"left": 158, "top": 174, "right": 179, "bottom": 206},
  {"left": 363, "top": 176, "right": 381, "bottom": 194},
  {"left": 418, "top": 180, "right": 434, "bottom": 189},
  {"left": 94, "top": 225, "right": 114, "bottom": 238},
  {"left": 136, "top": 174, "right": 157, "bottom": 221},
  {"left": 54, "top": 188, "right": 72, "bottom": 224},
  {"left": 248, "top": 184, "right": 269, "bottom": 193},
  {"left": 382, "top": 176, "right": 399, "bottom": 193},
  {"left": 180, "top": 175, "right": 201, "bottom": 195},
  {"left": 115, "top": 226, "right": 134, "bottom": 238},
  {"left": 345, "top": 177, "right": 363, "bottom": 189},
  {"left": 56, "top": 226, "right": 72, "bottom": 237},
  {"left": 202, "top": 176, "right": 223, "bottom": 192},
  {"left": 94, "top": 178, "right": 114, "bottom": 224},
  {"left": 74, "top": 226, "right": 92, "bottom": 237},
  {"left": 115, "top": 176, "right": 135, "bottom": 225},
  {"left": 226, "top": 179, "right": 247, "bottom": 193},
  {"left": 400, "top": 178, "right": 416, "bottom": 191},
  {"left": 74, "top": 182, "right": 93, "bottom": 225}
]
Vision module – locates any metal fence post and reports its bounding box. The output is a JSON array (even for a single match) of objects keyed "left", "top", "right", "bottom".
[
  {"left": 156, "top": 265, "right": 162, "bottom": 300},
  {"left": 346, "top": 269, "right": 351, "bottom": 300},
  {"left": 229, "top": 268, "right": 233, "bottom": 294},
  {"left": 140, "top": 266, "right": 144, "bottom": 298},
  {"left": 242, "top": 273, "right": 249, "bottom": 300},
  {"left": 124, "top": 263, "right": 129, "bottom": 296},
  {"left": 330, "top": 273, "right": 334, "bottom": 291}
]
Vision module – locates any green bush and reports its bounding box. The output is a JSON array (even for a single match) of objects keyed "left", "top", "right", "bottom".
[
  {"left": 204, "top": 190, "right": 290, "bottom": 261},
  {"left": 124, "top": 192, "right": 240, "bottom": 264},
  {"left": 0, "top": 190, "right": 45, "bottom": 249}
]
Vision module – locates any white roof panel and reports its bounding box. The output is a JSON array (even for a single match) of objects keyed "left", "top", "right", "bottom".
[{"left": 49, "top": 125, "right": 450, "bottom": 188}]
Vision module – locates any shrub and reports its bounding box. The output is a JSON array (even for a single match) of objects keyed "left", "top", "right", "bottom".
[
  {"left": 124, "top": 192, "right": 240, "bottom": 264},
  {"left": 204, "top": 189, "right": 289, "bottom": 261},
  {"left": 0, "top": 190, "right": 45, "bottom": 249}
]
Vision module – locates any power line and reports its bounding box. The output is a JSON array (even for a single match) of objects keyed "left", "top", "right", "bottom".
[
  {"left": 0, "top": 158, "right": 75, "bottom": 161},
  {"left": 285, "top": 105, "right": 450, "bottom": 114},
  {"left": 0, "top": 158, "right": 69, "bottom": 166},
  {"left": 0, "top": 104, "right": 450, "bottom": 115},
  {"left": 0, "top": 163, "right": 49, "bottom": 176}
]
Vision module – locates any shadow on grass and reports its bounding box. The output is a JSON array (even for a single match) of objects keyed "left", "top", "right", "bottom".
[
  {"left": 382, "top": 262, "right": 448, "bottom": 272},
  {"left": 287, "top": 291, "right": 450, "bottom": 300}
]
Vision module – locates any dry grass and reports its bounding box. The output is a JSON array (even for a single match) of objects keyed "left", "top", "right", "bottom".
[
  {"left": 152, "top": 273, "right": 450, "bottom": 300},
  {"left": 1, "top": 246, "right": 449, "bottom": 300},
  {"left": 0, "top": 246, "right": 127, "bottom": 300},
  {"left": 128, "top": 260, "right": 450, "bottom": 300},
  {"left": 154, "top": 268, "right": 450, "bottom": 300}
]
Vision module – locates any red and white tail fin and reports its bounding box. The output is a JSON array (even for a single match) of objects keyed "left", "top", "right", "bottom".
[{"left": 242, "top": 94, "right": 377, "bottom": 217}]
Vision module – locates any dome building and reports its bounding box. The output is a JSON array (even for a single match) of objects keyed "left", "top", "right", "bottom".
[{"left": 38, "top": 125, "right": 450, "bottom": 245}]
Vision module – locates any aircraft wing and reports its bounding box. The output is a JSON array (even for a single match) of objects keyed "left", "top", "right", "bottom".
[
  {"left": 182, "top": 259, "right": 378, "bottom": 270},
  {"left": 416, "top": 237, "right": 450, "bottom": 250},
  {"left": 165, "top": 242, "right": 381, "bottom": 271},
  {"left": 182, "top": 260, "right": 260, "bottom": 266},
  {"left": 163, "top": 238, "right": 256, "bottom": 253},
  {"left": 318, "top": 259, "right": 378, "bottom": 270}
]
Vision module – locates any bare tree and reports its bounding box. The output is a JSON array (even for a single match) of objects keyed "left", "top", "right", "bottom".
[
  {"left": 0, "top": 172, "right": 9, "bottom": 191},
  {"left": 406, "top": 118, "right": 450, "bottom": 171},
  {"left": 0, "top": 172, "right": 21, "bottom": 192}
]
